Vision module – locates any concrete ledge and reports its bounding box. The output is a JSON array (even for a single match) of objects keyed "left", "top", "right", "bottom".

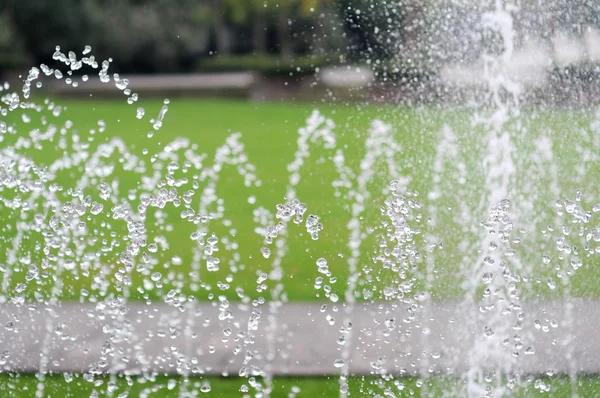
[
  {"left": 0, "top": 300, "right": 594, "bottom": 376},
  {"left": 43, "top": 73, "right": 258, "bottom": 98}
]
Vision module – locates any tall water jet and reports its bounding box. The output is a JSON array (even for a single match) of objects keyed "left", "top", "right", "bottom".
[
  {"left": 464, "top": 2, "right": 522, "bottom": 396},
  {"left": 332, "top": 119, "right": 408, "bottom": 396}
]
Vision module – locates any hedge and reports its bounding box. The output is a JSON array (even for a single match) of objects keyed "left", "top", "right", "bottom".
[{"left": 196, "top": 54, "right": 336, "bottom": 77}]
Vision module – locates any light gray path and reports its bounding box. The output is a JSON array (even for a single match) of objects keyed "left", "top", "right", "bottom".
[
  {"left": 44, "top": 73, "right": 257, "bottom": 96},
  {"left": 0, "top": 300, "right": 596, "bottom": 376}
]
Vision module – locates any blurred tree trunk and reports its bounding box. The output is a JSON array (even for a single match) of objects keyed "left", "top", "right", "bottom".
[
  {"left": 401, "top": 2, "right": 421, "bottom": 56},
  {"left": 311, "top": 4, "right": 344, "bottom": 58},
  {"left": 253, "top": 7, "right": 267, "bottom": 54},
  {"left": 212, "top": 0, "right": 230, "bottom": 54},
  {"left": 276, "top": 5, "right": 292, "bottom": 59}
]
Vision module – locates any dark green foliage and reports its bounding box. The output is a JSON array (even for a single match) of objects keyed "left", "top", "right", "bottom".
[
  {"left": 196, "top": 54, "right": 336, "bottom": 76},
  {"left": 0, "top": 0, "right": 350, "bottom": 73},
  {"left": 549, "top": 61, "right": 600, "bottom": 85},
  {"left": 372, "top": 57, "right": 438, "bottom": 83},
  {"left": 2, "top": 0, "right": 211, "bottom": 73}
]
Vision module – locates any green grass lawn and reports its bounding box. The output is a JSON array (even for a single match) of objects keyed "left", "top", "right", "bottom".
[
  {"left": 0, "top": 374, "right": 598, "bottom": 397},
  {"left": 1, "top": 98, "right": 599, "bottom": 303}
]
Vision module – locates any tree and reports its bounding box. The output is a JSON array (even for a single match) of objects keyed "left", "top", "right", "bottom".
[
  {"left": 0, "top": 8, "right": 28, "bottom": 71},
  {"left": 211, "top": 0, "right": 231, "bottom": 55},
  {"left": 223, "top": 0, "right": 334, "bottom": 57},
  {"left": 252, "top": 1, "right": 268, "bottom": 54},
  {"left": 5, "top": 0, "right": 211, "bottom": 73},
  {"left": 271, "top": 0, "right": 334, "bottom": 58},
  {"left": 4, "top": 0, "right": 98, "bottom": 62},
  {"left": 274, "top": 1, "right": 294, "bottom": 58}
]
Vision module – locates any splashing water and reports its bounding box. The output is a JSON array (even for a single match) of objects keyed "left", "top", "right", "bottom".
[{"left": 1, "top": 5, "right": 600, "bottom": 395}]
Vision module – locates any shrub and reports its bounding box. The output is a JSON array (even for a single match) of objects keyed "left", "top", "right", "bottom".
[
  {"left": 0, "top": 52, "right": 28, "bottom": 71},
  {"left": 371, "top": 57, "right": 438, "bottom": 83},
  {"left": 549, "top": 61, "right": 600, "bottom": 85},
  {"left": 196, "top": 54, "right": 336, "bottom": 77}
]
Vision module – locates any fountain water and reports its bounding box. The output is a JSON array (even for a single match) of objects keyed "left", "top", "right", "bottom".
[{"left": 1, "top": 1, "right": 600, "bottom": 397}]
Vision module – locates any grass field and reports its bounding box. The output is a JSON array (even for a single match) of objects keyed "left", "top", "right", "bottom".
[
  {"left": 0, "top": 374, "right": 598, "bottom": 397},
  {"left": 1, "top": 98, "right": 599, "bottom": 303}
]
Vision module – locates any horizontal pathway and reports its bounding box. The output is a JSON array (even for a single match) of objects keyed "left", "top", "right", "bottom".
[
  {"left": 44, "top": 73, "right": 258, "bottom": 97},
  {"left": 0, "top": 300, "right": 596, "bottom": 376}
]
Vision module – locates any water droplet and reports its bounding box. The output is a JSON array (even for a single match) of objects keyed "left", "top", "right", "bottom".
[
  {"left": 481, "top": 272, "right": 494, "bottom": 284},
  {"left": 90, "top": 202, "right": 104, "bottom": 215},
  {"left": 207, "top": 256, "right": 219, "bottom": 272},
  {"left": 261, "top": 247, "right": 271, "bottom": 259},
  {"left": 151, "top": 272, "right": 162, "bottom": 282},
  {"left": 200, "top": 383, "right": 211, "bottom": 393},
  {"left": 167, "top": 379, "right": 176, "bottom": 390},
  {"left": 153, "top": 105, "right": 168, "bottom": 130}
]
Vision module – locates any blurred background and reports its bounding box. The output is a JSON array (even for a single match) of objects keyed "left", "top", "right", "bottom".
[
  {"left": 0, "top": 0, "right": 598, "bottom": 103},
  {"left": 0, "top": 0, "right": 415, "bottom": 72}
]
